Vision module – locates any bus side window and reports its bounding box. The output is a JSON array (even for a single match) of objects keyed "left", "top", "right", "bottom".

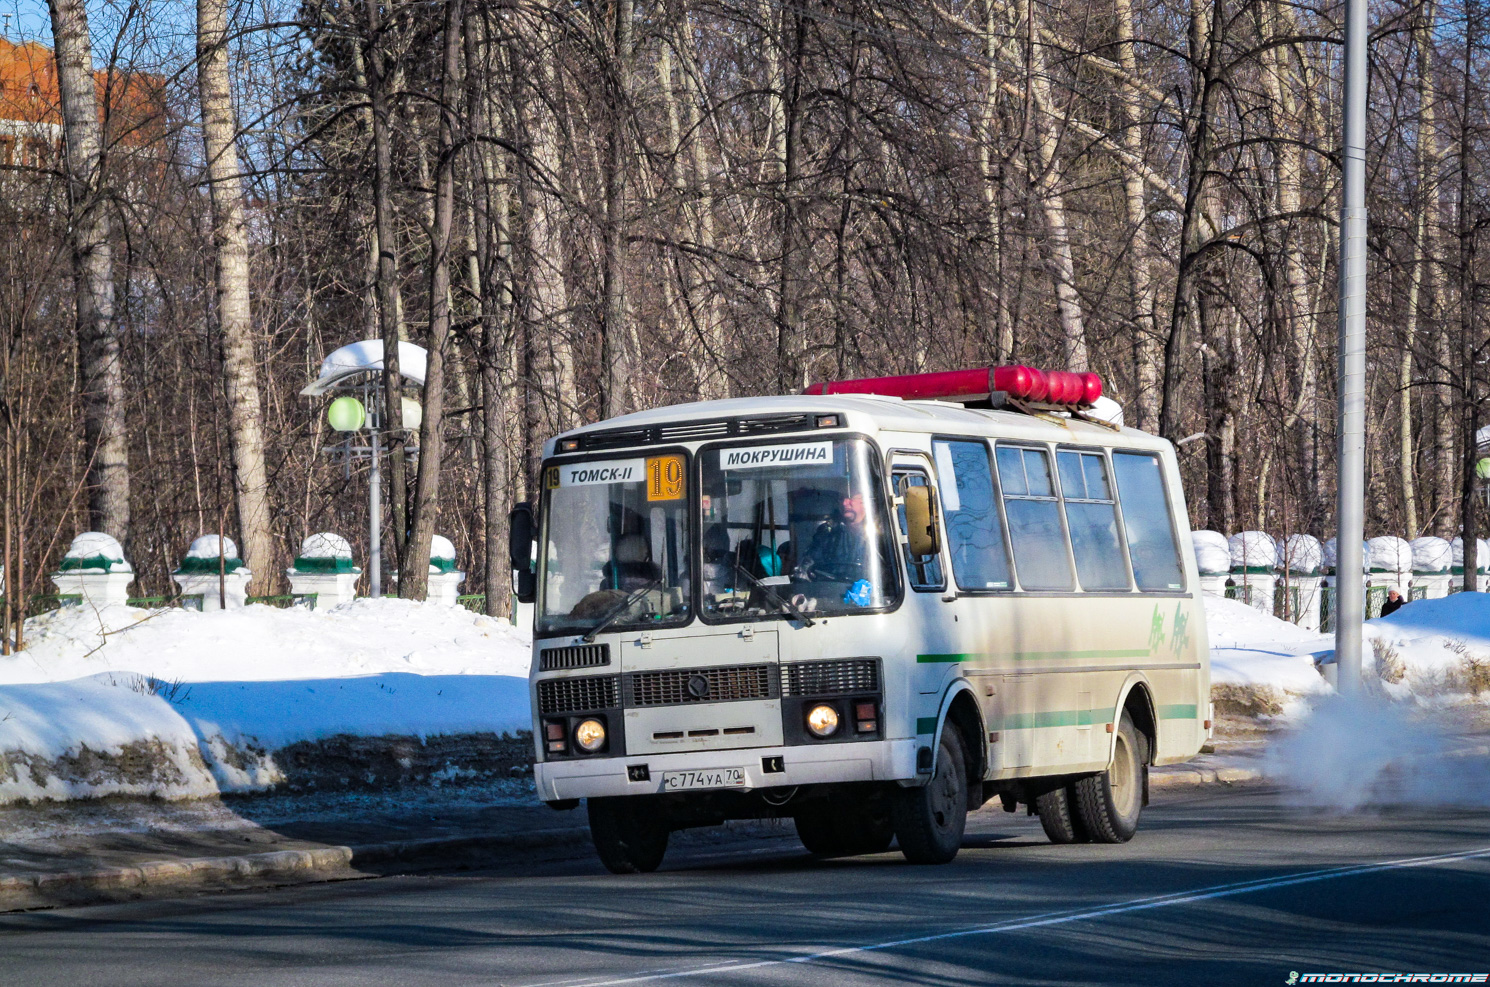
[
  {"left": 932, "top": 439, "right": 1012, "bottom": 591},
  {"left": 1056, "top": 450, "right": 1130, "bottom": 591},
  {"left": 995, "top": 446, "right": 1074, "bottom": 591},
  {"left": 893, "top": 470, "right": 945, "bottom": 592},
  {"left": 1111, "top": 452, "right": 1187, "bottom": 591}
]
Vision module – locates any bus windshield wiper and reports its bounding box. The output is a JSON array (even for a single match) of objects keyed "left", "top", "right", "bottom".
[
  {"left": 733, "top": 563, "right": 816, "bottom": 627},
  {"left": 581, "top": 578, "right": 663, "bottom": 643}
]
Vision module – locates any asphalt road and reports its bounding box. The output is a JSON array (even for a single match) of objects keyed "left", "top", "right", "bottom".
[{"left": 2, "top": 785, "right": 1488, "bottom": 987}]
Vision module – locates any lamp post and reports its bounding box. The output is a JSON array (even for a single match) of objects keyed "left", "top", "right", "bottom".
[
  {"left": 303, "top": 342, "right": 427, "bottom": 598},
  {"left": 1335, "top": 0, "right": 1368, "bottom": 693}
]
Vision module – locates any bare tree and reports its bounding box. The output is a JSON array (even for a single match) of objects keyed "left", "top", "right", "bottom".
[{"left": 47, "top": 0, "right": 129, "bottom": 540}]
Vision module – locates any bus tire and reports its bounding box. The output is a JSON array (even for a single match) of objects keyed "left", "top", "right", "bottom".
[
  {"left": 892, "top": 727, "right": 968, "bottom": 864},
  {"left": 587, "top": 797, "right": 670, "bottom": 874},
  {"left": 1072, "top": 712, "right": 1145, "bottom": 844},
  {"left": 794, "top": 800, "right": 895, "bottom": 857},
  {"left": 1034, "top": 780, "right": 1089, "bottom": 844}
]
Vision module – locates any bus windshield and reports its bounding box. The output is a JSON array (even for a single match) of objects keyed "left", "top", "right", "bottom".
[
  {"left": 537, "top": 453, "right": 691, "bottom": 636},
  {"left": 699, "top": 437, "right": 898, "bottom": 620}
]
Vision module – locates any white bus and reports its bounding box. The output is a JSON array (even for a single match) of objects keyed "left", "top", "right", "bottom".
[{"left": 509, "top": 366, "right": 1210, "bottom": 872}]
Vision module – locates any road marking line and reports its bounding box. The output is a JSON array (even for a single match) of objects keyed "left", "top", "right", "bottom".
[{"left": 561, "top": 844, "right": 1490, "bottom": 986}]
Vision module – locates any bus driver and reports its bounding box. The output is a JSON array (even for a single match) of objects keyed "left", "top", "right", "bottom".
[{"left": 796, "top": 493, "right": 871, "bottom": 583}]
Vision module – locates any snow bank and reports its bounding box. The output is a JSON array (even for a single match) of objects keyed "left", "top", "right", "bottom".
[
  {"left": 1203, "top": 596, "right": 1329, "bottom": 696},
  {"left": 1361, "top": 591, "right": 1490, "bottom": 679},
  {"left": 0, "top": 599, "right": 533, "bottom": 803}
]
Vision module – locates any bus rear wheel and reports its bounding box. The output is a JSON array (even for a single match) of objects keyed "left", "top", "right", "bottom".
[
  {"left": 794, "top": 798, "right": 895, "bottom": 857},
  {"left": 1034, "top": 780, "right": 1089, "bottom": 844},
  {"left": 1071, "top": 712, "right": 1146, "bottom": 843},
  {"left": 587, "top": 797, "right": 670, "bottom": 874},
  {"left": 892, "top": 727, "right": 968, "bottom": 864}
]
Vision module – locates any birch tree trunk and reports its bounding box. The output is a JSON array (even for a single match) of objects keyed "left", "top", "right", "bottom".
[
  {"left": 979, "top": 0, "right": 1014, "bottom": 362},
  {"left": 198, "top": 0, "right": 275, "bottom": 592},
  {"left": 1114, "top": 0, "right": 1159, "bottom": 428},
  {"left": 1015, "top": 0, "right": 1088, "bottom": 370},
  {"left": 403, "top": 0, "right": 463, "bottom": 600},
  {"left": 1400, "top": 3, "right": 1441, "bottom": 537},
  {"left": 48, "top": 0, "right": 129, "bottom": 540}
]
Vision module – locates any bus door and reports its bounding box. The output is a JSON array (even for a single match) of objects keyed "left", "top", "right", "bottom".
[{"left": 888, "top": 454, "right": 959, "bottom": 697}]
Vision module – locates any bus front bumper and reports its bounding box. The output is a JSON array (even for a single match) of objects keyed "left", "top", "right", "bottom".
[{"left": 535, "top": 738, "right": 922, "bottom": 802}]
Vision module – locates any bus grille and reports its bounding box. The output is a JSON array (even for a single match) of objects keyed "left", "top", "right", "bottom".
[
  {"left": 626, "top": 664, "right": 773, "bottom": 707},
  {"left": 537, "top": 675, "right": 618, "bottom": 715},
  {"left": 781, "top": 658, "right": 880, "bottom": 696},
  {"left": 539, "top": 644, "right": 611, "bottom": 672}
]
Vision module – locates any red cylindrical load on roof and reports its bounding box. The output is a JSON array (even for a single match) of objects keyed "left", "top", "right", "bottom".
[
  {"left": 1081, "top": 372, "right": 1103, "bottom": 405},
  {"left": 992, "top": 364, "right": 1031, "bottom": 398},
  {"left": 803, "top": 368, "right": 992, "bottom": 400},
  {"left": 1026, "top": 368, "right": 1049, "bottom": 402},
  {"left": 1046, "top": 371, "right": 1070, "bottom": 404},
  {"left": 802, "top": 365, "right": 1103, "bottom": 407},
  {"left": 1062, "top": 372, "right": 1084, "bottom": 403}
]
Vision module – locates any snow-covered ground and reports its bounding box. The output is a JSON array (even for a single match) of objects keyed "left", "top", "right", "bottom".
[
  {"left": 0, "top": 600, "right": 531, "bottom": 802},
  {"left": 2, "top": 588, "right": 1486, "bottom": 804}
]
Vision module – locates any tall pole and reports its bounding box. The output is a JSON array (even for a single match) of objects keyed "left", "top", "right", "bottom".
[
  {"left": 1335, "top": 0, "right": 1368, "bottom": 692},
  {"left": 369, "top": 427, "right": 382, "bottom": 597}
]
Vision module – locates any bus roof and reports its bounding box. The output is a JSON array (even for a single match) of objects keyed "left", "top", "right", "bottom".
[{"left": 545, "top": 394, "right": 1172, "bottom": 459}]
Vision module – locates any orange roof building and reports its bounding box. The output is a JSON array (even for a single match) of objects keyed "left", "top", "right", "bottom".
[{"left": 0, "top": 35, "right": 166, "bottom": 167}]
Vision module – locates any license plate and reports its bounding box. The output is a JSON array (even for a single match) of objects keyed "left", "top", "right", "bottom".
[{"left": 660, "top": 768, "right": 747, "bottom": 792}]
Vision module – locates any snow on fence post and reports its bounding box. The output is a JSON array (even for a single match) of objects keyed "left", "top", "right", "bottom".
[
  {"left": 1365, "top": 536, "right": 1413, "bottom": 617},
  {"left": 1410, "top": 537, "right": 1452, "bottom": 600},
  {"left": 286, "top": 533, "right": 360, "bottom": 610},
  {"left": 390, "top": 533, "right": 466, "bottom": 605},
  {"left": 51, "top": 532, "right": 134, "bottom": 607},
  {"left": 426, "top": 535, "right": 465, "bottom": 606},
  {"left": 1228, "top": 531, "right": 1277, "bottom": 615},
  {"left": 1276, "top": 534, "right": 1324, "bottom": 631},
  {"left": 171, "top": 535, "right": 251, "bottom": 610},
  {"left": 1322, "top": 537, "right": 1369, "bottom": 631},
  {"left": 1191, "top": 530, "right": 1231, "bottom": 599},
  {"left": 1448, "top": 537, "right": 1488, "bottom": 594}
]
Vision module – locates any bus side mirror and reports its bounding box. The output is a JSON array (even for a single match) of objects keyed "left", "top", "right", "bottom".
[
  {"left": 509, "top": 502, "right": 536, "bottom": 604},
  {"left": 903, "top": 485, "right": 940, "bottom": 558}
]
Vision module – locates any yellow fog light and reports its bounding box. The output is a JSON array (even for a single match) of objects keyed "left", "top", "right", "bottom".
[
  {"left": 806, "top": 704, "right": 840, "bottom": 738},
  {"left": 574, "top": 718, "right": 607, "bottom": 753}
]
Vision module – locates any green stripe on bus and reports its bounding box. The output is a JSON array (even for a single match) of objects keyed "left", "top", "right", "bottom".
[
  {"left": 916, "top": 649, "right": 1149, "bottom": 663},
  {"left": 996, "top": 708, "right": 1110, "bottom": 730},
  {"left": 1157, "top": 703, "right": 1198, "bottom": 719},
  {"left": 916, "top": 717, "right": 938, "bottom": 734}
]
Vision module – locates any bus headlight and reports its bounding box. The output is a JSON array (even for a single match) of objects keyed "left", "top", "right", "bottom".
[
  {"left": 806, "top": 704, "right": 840, "bottom": 738},
  {"left": 574, "top": 718, "right": 607, "bottom": 753}
]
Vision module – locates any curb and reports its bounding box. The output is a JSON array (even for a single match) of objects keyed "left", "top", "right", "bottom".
[
  {"left": 1150, "top": 766, "right": 1265, "bottom": 788},
  {"left": 0, "top": 825, "right": 592, "bottom": 914}
]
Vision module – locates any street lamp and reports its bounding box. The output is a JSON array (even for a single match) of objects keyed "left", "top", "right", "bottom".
[{"left": 302, "top": 341, "right": 428, "bottom": 597}]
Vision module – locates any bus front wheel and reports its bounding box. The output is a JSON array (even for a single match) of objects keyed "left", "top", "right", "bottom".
[
  {"left": 587, "top": 797, "right": 670, "bottom": 874},
  {"left": 1071, "top": 712, "right": 1146, "bottom": 843},
  {"left": 892, "top": 727, "right": 968, "bottom": 864}
]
